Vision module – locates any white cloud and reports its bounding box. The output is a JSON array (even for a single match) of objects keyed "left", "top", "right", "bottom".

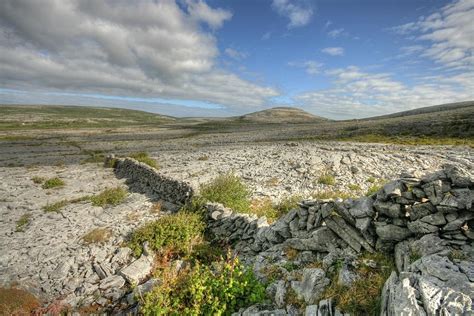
[
  {"left": 186, "top": 0, "right": 232, "bottom": 29},
  {"left": 225, "top": 48, "right": 248, "bottom": 60},
  {"left": 392, "top": 0, "right": 474, "bottom": 70},
  {"left": 295, "top": 66, "right": 474, "bottom": 119},
  {"left": 272, "top": 0, "right": 314, "bottom": 28},
  {"left": 321, "top": 47, "right": 344, "bottom": 56},
  {"left": 288, "top": 60, "right": 323, "bottom": 75},
  {"left": 327, "top": 28, "right": 345, "bottom": 38},
  {"left": 0, "top": 0, "right": 278, "bottom": 110}
]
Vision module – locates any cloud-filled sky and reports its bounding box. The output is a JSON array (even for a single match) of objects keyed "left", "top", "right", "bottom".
[{"left": 0, "top": 0, "right": 473, "bottom": 119}]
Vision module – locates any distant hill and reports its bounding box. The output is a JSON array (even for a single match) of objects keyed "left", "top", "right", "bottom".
[
  {"left": 238, "top": 107, "right": 328, "bottom": 123},
  {"left": 364, "top": 101, "right": 474, "bottom": 120}
]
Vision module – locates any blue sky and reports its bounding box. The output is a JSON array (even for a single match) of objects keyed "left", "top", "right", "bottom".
[{"left": 0, "top": 0, "right": 472, "bottom": 118}]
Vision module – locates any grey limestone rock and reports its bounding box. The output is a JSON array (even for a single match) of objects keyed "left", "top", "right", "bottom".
[
  {"left": 119, "top": 254, "right": 154, "bottom": 285},
  {"left": 291, "top": 268, "right": 330, "bottom": 304},
  {"left": 375, "top": 223, "right": 412, "bottom": 242}
]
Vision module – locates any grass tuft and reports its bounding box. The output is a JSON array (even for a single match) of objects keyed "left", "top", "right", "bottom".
[
  {"left": 200, "top": 173, "right": 250, "bottom": 213},
  {"left": 42, "top": 177, "right": 65, "bottom": 189},
  {"left": 82, "top": 228, "right": 112, "bottom": 244},
  {"left": 318, "top": 173, "right": 336, "bottom": 186},
  {"left": 31, "top": 176, "right": 45, "bottom": 184},
  {"left": 129, "top": 152, "right": 159, "bottom": 169},
  {"left": 89, "top": 187, "right": 127, "bottom": 207},
  {"left": 15, "top": 214, "right": 32, "bottom": 232},
  {"left": 42, "top": 200, "right": 69, "bottom": 213}
]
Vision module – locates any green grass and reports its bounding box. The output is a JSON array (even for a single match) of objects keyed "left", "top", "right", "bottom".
[
  {"left": 89, "top": 187, "right": 128, "bottom": 207},
  {"left": 129, "top": 152, "right": 159, "bottom": 169},
  {"left": 41, "top": 177, "right": 65, "bottom": 189},
  {"left": 366, "top": 185, "right": 382, "bottom": 197},
  {"left": 15, "top": 214, "right": 32, "bottom": 232},
  {"left": 128, "top": 211, "right": 205, "bottom": 257},
  {"left": 348, "top": 184, "right": 362, "bottom": 191},
  {"left": 318, "top": 173, "right": 336, "bottom": 186},
  {"left": 42, "top": 200, "right": 69, "bottom": 213},
  {"left": 200, "top": 173, "right": 250, "bottom": 213}
]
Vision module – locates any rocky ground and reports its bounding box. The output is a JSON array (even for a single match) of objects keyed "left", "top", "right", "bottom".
[{"left": 0, "top": 133, "right": 473, "bottom": 313}]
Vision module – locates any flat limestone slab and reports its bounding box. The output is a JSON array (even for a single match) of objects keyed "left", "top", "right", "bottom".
[{"left": 119, "top": 254, "right": 154, "bottom": 285}]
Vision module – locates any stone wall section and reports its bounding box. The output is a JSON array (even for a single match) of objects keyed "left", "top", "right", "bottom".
[{"left": 112, "top": 157, "right": 194, "bottom": 206}]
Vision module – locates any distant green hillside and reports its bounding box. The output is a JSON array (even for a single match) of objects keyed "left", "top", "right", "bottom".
[{"left": 0, "top": 105, "right": 174, "bottom": 130}]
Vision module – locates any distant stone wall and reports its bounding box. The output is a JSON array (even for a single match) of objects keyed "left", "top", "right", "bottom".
[{"left": 112, "top": 157, "right": 194, "bottom": 206}]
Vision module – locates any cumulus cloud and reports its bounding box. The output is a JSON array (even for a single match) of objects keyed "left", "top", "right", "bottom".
[
  {"left": 0, "top": 0, "right": 278, "bottom": 110},
  {"left": 321, "top": 47, "right": 344, "bottom": 56},
  {"left": 272, "top": 0, "right": 314, "bottom": 28},
  {"left": 295, "top": 66, "right": 474, "bottom": 119},
  {"left": 392, "top": 0, "right": 474, "bottom": 70},
  {"left": 288, "top": 60, "right": 323, "bottom": 75}
]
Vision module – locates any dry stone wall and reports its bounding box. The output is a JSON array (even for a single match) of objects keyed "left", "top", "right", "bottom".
[
  {"left": 205, "top": 164, "right": 473, "bottom": 315},
  {"left": 111, "top": 157, "right": 194, "bottom": 206}
]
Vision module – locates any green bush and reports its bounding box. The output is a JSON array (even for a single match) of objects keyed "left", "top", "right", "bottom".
[
  {"left": 129, "top": 152, "right": 159, "bottom": 169},
  {"left": 42, "top": 177, "right": 65, "bottom": 189},
  {"left": 90, "top": 187, "right": 127, "bottom": 207},
  {"left": 140, "top": 256, "right": 265, "bottom": 315},
  {"left": 128, "top": 211, "right": 205, "bottom": 257},
  {"left": 200, "top": 173, "right": 250, "bottom": 213}
]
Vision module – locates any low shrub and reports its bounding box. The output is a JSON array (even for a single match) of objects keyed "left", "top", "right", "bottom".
[
  {"left": 140, "top": 256, "right": 265, "bottom": 315},
  {"left": 128, "top": 211, "right": 205, "bottom": 257},
  {"left": 129, "top": 152, "right": 159, "bottom": 169},
  {"left": 42, "top": 177, "right": 65, "bottom": 189},
  {"left": 200, "top": 173, "right": 250, "bottom": 213},
  {"left": 90, "top": 187, "right": 127, "bottom": 207}
]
